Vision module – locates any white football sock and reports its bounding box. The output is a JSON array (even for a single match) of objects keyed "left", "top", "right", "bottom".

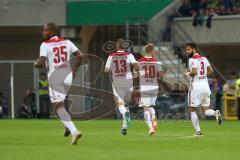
[
  {"left": 122, "top": 116, "right": 127, "bottom": 129},
  {"left": 190, "top": 112, "right": 201, "bottom": 133},
  {"left": 119, "top": 105, "right": 127, "bottom": 128},
  {"left": 144, "top": 111, "right": 153, "bottom": 130},
  {"left": 149, "top": 107, "right": 156, "bottom": 120},
  {"left": 119, "top": 105, "right": 126, "bottom": 115},
  {"left": 56, "top": 107, "right": 78, "bottom": 135},
  {"left": 205, "top": 109, "right": 215, "bottom": 117}
]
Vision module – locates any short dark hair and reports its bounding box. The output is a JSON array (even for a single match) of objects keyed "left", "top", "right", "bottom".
[
  {"left": 46, "top": 23, "right": 59, "bottom": 35},
  {"left": 186, "top": 43, "right": 198, "bottom": 49},
  {"left": 230, "top": 71, "right": 236, "bottom": 76}
]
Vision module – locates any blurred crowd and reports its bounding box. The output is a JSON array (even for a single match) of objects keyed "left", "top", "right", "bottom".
[
  {"left": 179, "top": 0, "right": 240, "bottom": 17},
  {"left": 162, "top": 0, "right": 240, "bottom": 41}
]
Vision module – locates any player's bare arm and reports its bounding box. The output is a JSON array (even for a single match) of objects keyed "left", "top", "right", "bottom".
[
  {"left": 207, "top": 66, "right": 214, "bottom": 76},
  {"left": 157, "top": 71, "right": 165, "bottom": 80},
  {"left": 190, "top": 67, "right": 198, "bottom": 76},
  {"left": 185, "top": 67, "right": 197, "bottom": 77},
  {"left": 104, "top": 67, "right": 111, "bottom": 73},
  {"left": 132, "top": 62, "right": 139, "bottom": 72},
  {"left": 132, "top": 62, "right": 140, "bottom": 90},
  {"left": 34, "top": 56, "right": 47, "bottom": 68}
]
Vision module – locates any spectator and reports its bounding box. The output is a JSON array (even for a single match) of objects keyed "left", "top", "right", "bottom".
[
  {"left": 18, "top": 89, "right": 36, "bottom": 118},
  {"left": 178, "top": 0, "right": 240, "bottom": 18},
  {"left": 232, "top": 5, "right": 239, "bottom": 14},
  {"left": 223, "top": 72, "right": 237, "bottom": 94},
  {"left": 178, "top": 0, "right": 192, "bottom": 17},
  {"left": 199, "top": 0, "right": 209, "bottom": 15},
  {"left": 219, "top": 4, "right": 230, "bottom": 15},
  {"left": 39, "top": 73, "right": 50, "bottom": 118},
  {"left": 232, "top": 1, "right": 240, "bottom": 14},
  {"left": 209, "top": 0, "right": 219, "bottom": 10},
  {"left": 236, "top": 73, "right": 240, "bottom": 120},
  {"left": 223, "top": 0, "right": 234, "bottom": 11},
  {"left": 0, "top": 92, "right": 8, "bottom": 118},
  {"left": 211, "top": 76, "right": 223, "bottom": 111}
]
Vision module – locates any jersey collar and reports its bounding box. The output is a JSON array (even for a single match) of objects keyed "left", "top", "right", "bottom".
[
  {"left": 144, "top": 56, "right": 153, "bottom": 58},
  {"left": 50, "top": 36, "right": 59, "bottom": 40},
  {"left": 117, "top": 50, "right": 125, "bottom": 52}
]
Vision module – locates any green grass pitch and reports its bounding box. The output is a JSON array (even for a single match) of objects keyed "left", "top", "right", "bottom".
[{"left": 0, "top": 120, "right": 239, "bottom": 160}]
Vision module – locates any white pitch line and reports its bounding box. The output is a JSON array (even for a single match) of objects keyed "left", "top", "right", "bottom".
[
  {"left": 85, "top": 133, "right": 202, "bottom": 140},
  {"left": 179, "top": 135, "right": 203, "bottom": 139}
]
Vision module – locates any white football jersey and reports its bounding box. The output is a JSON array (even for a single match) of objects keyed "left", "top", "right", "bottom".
[
  {"left": 188, "top": 54, "right": 210, "bottom": 84},
  {"left": 138, "top": 57, "right": 162, "bottom": 91},
  {"left": 39, "top": 36, "right": 79, "bottom": 78},
  {"left": 105, "top": 51, "right": 137, "bottom": 86}
]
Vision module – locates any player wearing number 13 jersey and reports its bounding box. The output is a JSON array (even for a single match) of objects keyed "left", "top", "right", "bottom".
[
  {"left": 35, "top": 23, "right": 82, "bottom": 145},
  {"left": 185, "top": 43, "right": 222, "bottom": 136},
  {"left": 105, "top": 39, "right": 139, "bottom": 135}
]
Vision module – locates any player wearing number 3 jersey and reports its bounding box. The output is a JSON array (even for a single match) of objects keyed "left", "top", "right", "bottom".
[
  {"left": 35, "top": 23, "right": 83, "bottom": 145},
  {"left": 105, "top": 39, "right": 139, "bottom": 135},
  {"left": 185, "top": 43, "right": 222, "bottom": 136}
]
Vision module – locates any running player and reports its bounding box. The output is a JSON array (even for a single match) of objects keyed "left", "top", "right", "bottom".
[
  {"left": 104, "top": 39, "right": 139, "bottom": 135},
  {"left": 35, "top": 23, "right": 83, "bottom": 145},
  {"left": 137, "top": 43, "right": 165, "bottom": 135},
  {"left": 185, "top": 43, "right": 222, "bottom": 136}
]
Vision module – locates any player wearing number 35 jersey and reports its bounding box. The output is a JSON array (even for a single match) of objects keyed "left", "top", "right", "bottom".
[
  {"left": 35, "top": 23, "right": 82, "bottom": 145},
  {"left": 105, "top": 39, "right": 139, "bottom": 135},
  {"left": 185, "top": 43, "right": 222, "bottom": 136}
]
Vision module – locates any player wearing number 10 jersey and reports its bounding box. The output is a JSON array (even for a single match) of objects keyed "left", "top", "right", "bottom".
[
  {"left": 185, "top": 43, "right": 222, "bottom": 136},
  {"left": 137, "top": 43, "right": 165, "bottom": 135},
  {"left": 105, "top": 39, "right": 139, "bottom": 135},
  {"left": 35, "top": 23, "right": 82, "bottom": 145}
]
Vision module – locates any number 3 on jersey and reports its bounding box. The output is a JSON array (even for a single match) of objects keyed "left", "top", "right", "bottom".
[{"left": 53, "top": 46, "right": 67, "bottom": 64}]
